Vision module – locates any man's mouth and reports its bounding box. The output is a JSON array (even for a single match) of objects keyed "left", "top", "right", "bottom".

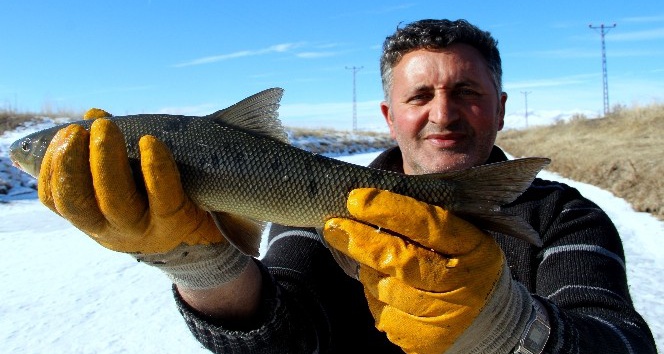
[{"left": 424, "top": 132, "right": 466, "bottom": 148}]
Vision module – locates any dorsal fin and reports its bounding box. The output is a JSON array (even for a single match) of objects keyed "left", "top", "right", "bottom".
[{"left": 207, "top": 87, "right": 289, "bottom": 143}]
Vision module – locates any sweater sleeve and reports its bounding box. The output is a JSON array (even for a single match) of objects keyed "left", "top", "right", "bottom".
[
  {"left": 172, "top": 258, "right": 320, "bottom": 353},
  {"left": 173, "top": 225, "right": 404, "bottom": 353},
  {"left": 500, "top": 179, "right": 657, "bottom": 353}
]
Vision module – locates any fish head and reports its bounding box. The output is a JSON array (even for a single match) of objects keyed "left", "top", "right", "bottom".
[{"left": 9, "top": 126, "right": 61, "bottom": 178}]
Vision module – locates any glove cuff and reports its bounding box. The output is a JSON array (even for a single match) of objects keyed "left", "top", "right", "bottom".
[
  {"left": 135, "top": 242, "right": 251, "bottom": 290},
  {"left": 446, "top": 263, "right": 533, "bottom": 354}
]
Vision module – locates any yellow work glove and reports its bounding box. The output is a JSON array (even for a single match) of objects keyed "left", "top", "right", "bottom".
[
  {"left": 324, "top": 188, "right": 536, "bottom": 354},
  {"left": 38, "top": 110, "right": 250, "bottom": 289}
]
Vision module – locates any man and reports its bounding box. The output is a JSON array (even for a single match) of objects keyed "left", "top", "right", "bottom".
[{"left": 38, "top": 19, "right": 655, "bottom": 353}]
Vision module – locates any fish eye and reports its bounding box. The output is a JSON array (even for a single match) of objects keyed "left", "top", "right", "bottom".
[{"left": 21, "top": 139, "right": 32, "bottom": 152}]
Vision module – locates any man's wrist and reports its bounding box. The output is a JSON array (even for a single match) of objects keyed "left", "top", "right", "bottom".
[
  {"left": 444, "top": 264, "right": 533, "bottom": 353},
  {"left": 513, "top": 298, "right": 551, "bottom": 354},
  {"left": 136, "top": 242, "right": 251, "bottom": 289}
]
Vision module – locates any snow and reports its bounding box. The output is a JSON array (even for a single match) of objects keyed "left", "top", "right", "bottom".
[{"left": 1, "top": 123, "right": 661, "bottom": 353}]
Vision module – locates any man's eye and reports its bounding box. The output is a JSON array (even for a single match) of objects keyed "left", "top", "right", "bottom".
[
  {"left": 408, "top": 94, "right": 431, "bottom": 103},
  {"left": 457, "top": 89, "right": 480, "bottom": 97}
]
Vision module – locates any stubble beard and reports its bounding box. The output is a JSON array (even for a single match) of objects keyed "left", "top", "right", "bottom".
[{"left": 400, "top": 126, "right": 496, "bottom": 175}]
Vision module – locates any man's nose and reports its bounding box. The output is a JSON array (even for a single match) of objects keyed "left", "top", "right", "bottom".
[{"left": 428, "top": 95, "right": 459, "bottom": 125}]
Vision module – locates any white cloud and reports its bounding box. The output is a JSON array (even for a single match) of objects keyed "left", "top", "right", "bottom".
[
  {"left": 296, "top": 52, "right": 337, "bottom": 59},
  {"left": 621, "top": 15, "right": 664, "bottom": 24},
  {"left": 609, "top": 27, "right": 664, "bottom": 41},
  {"left": 172, "top": 42, "right": 304, "bottom": 68},
  {"left": 505, "top": 74, "right": 596, "bottom": 90},
  {"left": 279, "top": 99, "right": 387, "bottom": 131}
]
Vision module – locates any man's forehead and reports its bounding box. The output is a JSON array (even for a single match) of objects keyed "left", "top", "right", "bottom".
[
  {"left": 398, "top": 44, "right": 487, "bottom": 65},
  {"left": 393, "top": 48, "right": 493, "bottom": 86}
]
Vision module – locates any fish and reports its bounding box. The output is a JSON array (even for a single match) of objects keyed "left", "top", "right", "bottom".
[{"left": 9, "top": 87, "right": 550, "bottom": 257}]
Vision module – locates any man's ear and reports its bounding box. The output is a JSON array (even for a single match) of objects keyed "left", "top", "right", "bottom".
[
  {"left": 497, "top": 92, "right": 507, "bottom": 131},
  {"left": 381, "top": 101, "right": 397, "bottom": 139}
]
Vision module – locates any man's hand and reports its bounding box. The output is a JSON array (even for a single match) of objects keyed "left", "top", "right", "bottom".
[
  {"left": 38, "top": 111, "right": 250, "bottom": 289},
  {"left": 324, "top": 188, "right": 535, "bottom": 353}
]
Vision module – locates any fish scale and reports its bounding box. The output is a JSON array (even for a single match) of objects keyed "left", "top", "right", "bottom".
[{"left": 10, "top": 88, "right": 550, "bottom": 255}]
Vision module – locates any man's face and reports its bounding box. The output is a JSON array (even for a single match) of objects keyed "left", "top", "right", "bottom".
[{"left": 381, "top": 45, "right": 507, "bottom": 174}]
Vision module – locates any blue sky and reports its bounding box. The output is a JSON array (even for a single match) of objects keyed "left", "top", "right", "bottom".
[{"left": 2, "top": 1, "right": 663, "bottom": 130}]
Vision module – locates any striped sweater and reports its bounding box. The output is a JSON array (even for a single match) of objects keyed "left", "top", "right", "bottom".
[{"left": 175, "top": 146, "right": 657, "bottom": 353}]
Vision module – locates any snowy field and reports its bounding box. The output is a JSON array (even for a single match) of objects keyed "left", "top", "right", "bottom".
[{"left": 0, "top": 122, "right": 661, "bottom": 353}]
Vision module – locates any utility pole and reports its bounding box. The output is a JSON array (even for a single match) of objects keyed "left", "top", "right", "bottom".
[
  {"left": 521, "top": 91, "right": 531, "bottom": 128},
  {"left": 345, "top": 66, "right": 363, "bottom": 132},
  {"left": 589, "top": 23, "right": 616, "bottom": 116}
]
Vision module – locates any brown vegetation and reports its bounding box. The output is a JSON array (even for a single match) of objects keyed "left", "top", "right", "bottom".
[
  {"left": 497, "top": 103, "right": 663, "bottom": 220},
  {"left": 0, "top": 106, "right": 83, "bottom": 135},
  {"left": 0, "top": 110, "right": 43, "bottom": 134}
]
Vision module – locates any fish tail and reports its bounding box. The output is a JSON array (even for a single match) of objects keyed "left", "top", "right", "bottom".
[{"left": 446, "top": 157, "right": 550, "bottom": 246}]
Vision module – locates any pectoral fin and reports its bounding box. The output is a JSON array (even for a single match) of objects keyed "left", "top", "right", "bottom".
[
  {"left": 316, "top": 227, "right": 360, "bottom": 280},
  {"left": 210, "top": 212, "right": 265, "bottom": 257}
]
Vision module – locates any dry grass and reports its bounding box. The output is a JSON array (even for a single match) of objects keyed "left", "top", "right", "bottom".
[
  {"left": 0, "top": 111, "right": 44, "bottom": 134},
  {"left": 497, "top": 103, "right": 663, "bottom": 220},
  {"left": 0, "top": 107, "right": 83, "bottom": 135}
]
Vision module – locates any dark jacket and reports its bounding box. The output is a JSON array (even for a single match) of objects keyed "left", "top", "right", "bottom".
[{"left": 175, "top": 146, "right": 657, "bottom": 353}]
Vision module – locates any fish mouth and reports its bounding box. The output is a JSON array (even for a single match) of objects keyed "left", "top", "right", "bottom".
[
  {"left": 8, "top": 149, "right": 22, "bottom": 169},
  {"left": 8, "top": 153, "right": 30, "bottom": 175}
]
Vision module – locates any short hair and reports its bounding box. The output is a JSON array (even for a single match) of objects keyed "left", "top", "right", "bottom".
[{"left": 380, "top": 19, "right": 502, "bottom": 101}]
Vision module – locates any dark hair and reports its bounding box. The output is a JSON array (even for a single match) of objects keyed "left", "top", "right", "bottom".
[{"left": 380, "top": 19, "right": 502, "bottom": 101}]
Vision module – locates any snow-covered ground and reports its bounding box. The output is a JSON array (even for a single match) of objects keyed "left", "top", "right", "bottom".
[{"left": 1, "top": 121, "right": 661, "bottom": 353}]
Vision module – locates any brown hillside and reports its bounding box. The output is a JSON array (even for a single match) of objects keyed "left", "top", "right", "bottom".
[{"left": 497, "top": 104, "right": 663, "bottom": 220}]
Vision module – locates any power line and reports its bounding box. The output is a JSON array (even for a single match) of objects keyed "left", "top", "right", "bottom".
[
  {"left": 345, "top": 66, "right": 363, "bottom": 132},
  {"left": 521, "top": 91, "right": 532, "bottom": 128},
  {"left": 589, "top": 23, "right": 616, "bottom": 116}
]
